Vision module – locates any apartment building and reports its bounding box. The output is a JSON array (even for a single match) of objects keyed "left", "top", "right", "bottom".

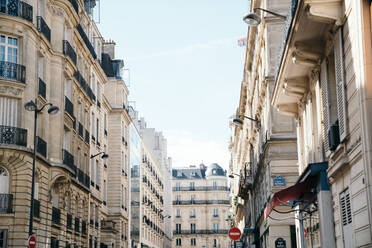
[
  {"left": 172, "top": 164, "right": 230, "bottom": 248},
  {"left": 229, "top": 0, "right": 299, "bottom": 247},
  {"left": 0, "top": 0, "right": 130, "bottom": 247}
]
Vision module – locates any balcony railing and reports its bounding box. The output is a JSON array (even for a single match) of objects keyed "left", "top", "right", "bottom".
[
  {"left": 74, "top": 217, "right": 80, "bottom": 232},
  {"left": 0, "top": 0, "right": 33, "bottom": 22},
  {"left": 85, "top": 129, "right": 90, "bottom": 143},
  {"left": 33, "top": 199, "right": 40, "bottom": 218},
  {"left": 64, "top": 96, "right": 74, "bottom": 118},
  {"left": 173, "top": 229, "right": 229, "bottom": 235},
  {"left": 36, "top": 136, "right": 47, "bottom": 157},
  {"left": 0, "top": 125, "right": 27, "bottom": 147},
  {"left": 82, "top": 220, "right": 87, "bottom": 235},
  {"left": 0, "top": 194, "right": 13, "bottom": 213},
  {"left": 38, "top": 78, "right": 46, "bottom": 99},
  {"left": 68, "top": 0, "right": 79, "bottom": 15},
  {"left": 173, "top": 200, "right": 230, "bottom": 205},
  {"left": 78, "top": 122, "right": 84, "bottom": 137},
  {"left": 76, "top": 24, "right": 97, "bottom": 59},
  {"left": 63, "top": 40, "right": 77, "bottom": 65},
  {"left": 0, "top": 61, "right": 26, "bottom": 83},
  {"left": 52, "top": 207, "right": 61, "bottom": 225},
  {"left": 74, "top": 71, "right": 96, "bottom": 101},
  {"left": 173, "top": 186, "right": 230, "bottom": 191},
  {"left": 37, "top": 16, "right": 51, "bottom": 42},
  {"left": 62, "top": 149, "right": 75, "bottom": 171},
  {"left": 67, "top": 213, "right": 72, "bottom": 229}
]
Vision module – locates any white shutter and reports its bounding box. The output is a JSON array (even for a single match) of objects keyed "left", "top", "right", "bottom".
[
  {"left": 334, "top": 28, "right": 348, "bottom": 141},
  {"left": 320, "top": 60, "right": 330, "bottom": 155},
  {"left": 340, "top": 189, "right": 354, "bottom": 247}
]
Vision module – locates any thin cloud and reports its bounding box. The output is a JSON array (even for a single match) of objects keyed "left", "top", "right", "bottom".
[
  {"left": 164, "top": 129, "right": 229, "bottom": 170},
  {"left": 128, "top": 37, "right": 237, "bottom": 61}
]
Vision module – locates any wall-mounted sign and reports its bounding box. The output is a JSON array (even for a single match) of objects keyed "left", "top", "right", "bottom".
[
  {"left": 275, "top": 238, "right": 286, "bottom": 248},
  {"left": 273, "top": 176, "right": 286, "bottom": 186}
]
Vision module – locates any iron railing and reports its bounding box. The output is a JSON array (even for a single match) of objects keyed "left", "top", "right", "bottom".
[
  {"left": 67, "top": 213, "right": 72, "bottom": 229},
  {"left": 33, "top": 199, "right": 40, "bottom": 218},
  {"left": 38, "top": 78, "right": 46, "bottom": 99},
  {"left": 0, "top": 194, "right": 13, "bottom": 213},
  {"left": 63, "top": 40, "right": 77, "bottom": 65},
  {"left": 0, "top": 0, "right": 33, "bottom": 22},
  {"left": 37, "top": 16, "right": 51, "bottom": 42},
  {"left": 0, "top": 125, "right": 27, "bottom": 147},
  {"left": 74, "top": 71, "right": 96, "bottom": 101},
  {"left": 74, "top": 217, "right": 80, "bottom": 232},
  {"left": 173, "top": 186, "right": 230, "bottom": 191},
  {"left": 62, "top": 149, "right": 75, "bottom": 171},
  {"left": 64, "top": 96, "right": 74, "bottom": 118},
  {"left": 52, "top": 207, "right": 61, "bottom": 224},
  {"left": 85, "top": 129, "right": 90, "bottom": 143},
  {"left": 0, "top": 61, "right": 26, "bottom": 83},
  {"left": 173, "top": 229, "right": 229, "bottom": 235},
  {"left": 76, "top": 24, "right": 97, "bottom": 59},
  {"left": 68, "top": 0, "right": 78, "bottom": 14},
  {"left": 173, "top": 200, "right": 230, "bottom": 205},
  {"left": 36, "top": 136, "right": 47, "bottom": 157},
  {"left": 78, "top": 122, "right": 84, "bottom": 137}
]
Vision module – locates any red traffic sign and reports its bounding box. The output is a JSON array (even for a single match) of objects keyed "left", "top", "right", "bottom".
[
  {"left": 28, "top": 235, "right": 36, "bottom": 248},
  {"left": 228, "top": 227, "right": 242, "bottom": 241}
]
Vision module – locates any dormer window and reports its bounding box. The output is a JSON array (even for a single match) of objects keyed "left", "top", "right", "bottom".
[
  {"left": 191, "top": 172, "right": 196, "bottom": 177},
  {"left": 212, "top": 169, "right": 217, "bottom": 175}
]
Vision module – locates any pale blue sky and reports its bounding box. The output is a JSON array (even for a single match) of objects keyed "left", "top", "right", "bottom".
[{"left": 97, "top": 0, "right": 249, "bottom": 168}]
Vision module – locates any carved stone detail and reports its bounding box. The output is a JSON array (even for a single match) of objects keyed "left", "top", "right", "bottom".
[{"left": 0, "top": 85, "right": 23, "bottom": 97}]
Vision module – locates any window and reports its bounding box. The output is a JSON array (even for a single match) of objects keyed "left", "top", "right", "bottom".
[
  {"left": 213, "top": 239, "right": 217, "bottom": 248},
  {"left": 190, "top": 209, "right": 195, "bottom": 218},
  {"left": 95, "top": 160, "right": 99, "bottom": 187},
  {"left": 91, "top": 74, "right": 96, "bottom": 94},
  {"left": 76, "top": 148, "right": 80, "bottom": 170},
  {"left": 190, "top": 171, "right": 196, "bottom": 177},
  {"left": 122, "top": 122, "right": 125, "bottom": 138},
  {"left": 176, "top": 182, "right": 180, "bottom": 190},
  {"left": 340, "top": 188, "right": 354, "bottom": 247},
  {"left": 213, "top": 181, "right": 217, "bottom": 189},
  {"left": 0, "top": 166, "right": 9, "bottom": 194},
  {"left": 0, "top": 96, "right": 18, "bottom": 126},
  {"left": 122, "top": 151, "right": 125, "bottom": 172},
  {"left": 176, "top": 195, "right": 181, "bottom": 201},
  {"left": 190, "top": 182, "right": 195, "bottom": 190},
  {"left": 0, "top": 230, "right": 8, "bottom": 248},
  {"left": 91, "top": 113, "right": 95, "bottom": 139},
  {"left": 176, "top": 209, "right": 181, "bottom": 217},
  {"left": 38, "top": 56, "right": 44, "bottom": 80},
  {"left": 212, "top": 169, "right": 217, "bottom": 175},
  {"left": 190, "top": 223, "right": 196, "bottom": 233},
  {"left": 103, "top": 180, "right": 107, "bottom": 202},
  {"left": 0, "top": 35, "right": 18, "bottom": 63},
  {"left": 191, "top": 238, "right": 196, "bottom": 246},
  {"left": 104, "top": 145, "right": 107, "bottom": 165},
  {"left": 190, "top": 195, "right": 195, "bottom": 203},
  {"left": 122, "top": 185, "right": 126, "bottom": 208},
  {"left": 89, "top": 202, "right": 94, "bottom": 221},
  {"left": 84, "top": 111, "right": 88, "bottom": 128},
  {"left": 96, "top": 118, "right": 99, "bottom": 143},
  {"left": 213, "top": 208, "right": 218, "bottom": 217},
  {"left": 213, "top": 223, "right": 219, "bottom": 233},
  {"left": 104, "top": 113, "right": 107, "bottom": 132},
  {"left": 176, "top": 224, "right": 181, "bottom": 234},
  {"left": 51, "top": 237, "right": 59, "bottom": 248},
  {"left": 77, "top": 103, "right": 82, "bottom": 123},
  {"left": 90, "top": 157, "right": 94, "bottom": 183},
  {"left": 97, "top": 83, "right": 101, "bottom": 102},
  {"left": 176, "top": 238, "right": 181, "bottom": 246},
  {"left": 83, "top": 154, "right": 87, "bottom": 174}
]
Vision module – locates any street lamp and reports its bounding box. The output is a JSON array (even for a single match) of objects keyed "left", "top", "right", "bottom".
[
  {"left": 228, "top": 173, "right": 241, "bottom": 179},
  {"left": 24, "top": 99, "right": 59, "bottom": 237},
  {"left": 90, "top": 152, "right": 109, "bottom": 159},
  {"left": 232, "top": 115, "right": 260, "bottom": 129},
  {"left": 243, "top": 8, "right": 286, "bottom": 26}
]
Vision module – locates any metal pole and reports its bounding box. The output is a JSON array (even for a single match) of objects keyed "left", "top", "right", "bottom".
[
  {"left": 28, "top": 99, "right": 38, "bottom": 237},
  {"left": 298, "top": 210, "right": 306, "bottom": 248}
]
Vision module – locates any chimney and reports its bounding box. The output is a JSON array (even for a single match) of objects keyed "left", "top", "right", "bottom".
[
  {"left": 199, "top": 163, "right": 206, "bottom": 169},
  {"left": 103, "top": 39, "right": 116, "bottom": 59}
]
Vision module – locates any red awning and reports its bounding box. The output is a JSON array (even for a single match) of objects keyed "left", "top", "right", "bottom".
[{"left": 264, "top": 178, "right": 316, "bottom": 219}]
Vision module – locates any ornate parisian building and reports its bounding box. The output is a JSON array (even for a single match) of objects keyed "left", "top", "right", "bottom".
[{"left": 172, "top": 163, "right": 230, "bottom": 248}]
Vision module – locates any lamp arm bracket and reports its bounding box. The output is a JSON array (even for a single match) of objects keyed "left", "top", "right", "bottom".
[{"left": 253, "top": 7, "right": 287, "bottom": 19}]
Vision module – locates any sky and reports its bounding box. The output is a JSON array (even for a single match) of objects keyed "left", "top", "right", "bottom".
[{"left": 97, "top": 0, "right": 249, "bottom": 169}]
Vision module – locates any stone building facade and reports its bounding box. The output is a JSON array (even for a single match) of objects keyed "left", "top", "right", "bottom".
[
  {"left": 0, "top": 0, "right": 170, "bottom": 247},
  {"left": 172, "top": 164, "right": 230, "bottom": 248}
]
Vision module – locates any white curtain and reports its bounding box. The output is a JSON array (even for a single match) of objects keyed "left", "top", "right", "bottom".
[{"left": 0, "top": 96, "right": 18, "bottom": 126}]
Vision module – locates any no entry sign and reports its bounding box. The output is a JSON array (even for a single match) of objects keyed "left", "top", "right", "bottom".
[
  {"left": 28, "top": 235, "right": 36, "bottom": 248},
  {"left": 228, "top": 227, "right": 242, "bottom": 241}
]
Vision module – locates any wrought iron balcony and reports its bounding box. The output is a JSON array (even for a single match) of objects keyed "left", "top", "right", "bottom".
[
  {"left": 62, "top": 149, "right": 75, "bottom": 171},
  {"left": 85, "top": 129, "right": 90, "bottom": 143},
  {"left": 52, "top": 207, "right": 61, "bottom": 224},
  {"left": 172, "top": 186, "right": 230, "bottom": 191},
  {"left": 0, "top": 194, "right": 13, "bottom": 213},
  {"left": 37, "top": 16, "right": 51, "bottom": 42},
  {"left": 0, "top": 125, "right": 27, "bottom": 147},
  {"left": 0, "top": 61, "right": 26, "bottom": 83},
  {"left": 36, "top": 136, "right": 47, "bottom": 157},
  {"left": 0, "top": 0, "right": 33, "bottom": 22},
  {"left": 172, "top": 200, "right": 230, "bottom": 205},
  {"left": 78, "top": 122, "right": 83, "bottom": 137},
  {"left": 68, "top": 0, "right": 79, "bottom": 15},
  {"left": 38, "top": 78, "right": 46, "bottom": 99},
  {"left": 73, "top": 71, "right": 96, "bottom": 101},
  {"left": 173, "top": 229, "right": 229, "bottom": 235},
  {"left": 67, "top": 213, "right": 72, "bottom": 229},
  {"left": 76, "top": 24, "right": 97, "bottom": 59},
  {"left": 64, "top": 96, "right": 74, "bottom": 118},
  {"left": 33, "top": 199, "right": 40, "bottom": 218},
  {"left": 63, "top": 40, "right": 77, "bottom": 65},
  {"left": 74, "top": 217, "right": 80, "bottom": 232}
]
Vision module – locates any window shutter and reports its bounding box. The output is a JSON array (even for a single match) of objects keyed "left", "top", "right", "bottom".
[
  {"left": 320, "top": 60, "right": 330, "bottom": 155},
  {"left": 334, "top": 28, "right": 348, "bottom": 141}
]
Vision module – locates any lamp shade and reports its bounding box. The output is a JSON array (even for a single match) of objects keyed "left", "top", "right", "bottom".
[{"left": 243, "top": 13, "right": 261, "bottom": 26}]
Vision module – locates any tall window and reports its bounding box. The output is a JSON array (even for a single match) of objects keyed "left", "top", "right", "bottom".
[
  {"left": 191, "top": 238, "right": 196, "bottom": 246},
  {"left": 103, "top": 180, "right": 107, "bottom": 202},
  {"left": 104, "top": 113, "right": 107, "bottom": 132},
  {"left": 91, "top": 113, "right": 95, "bottom": 139},
  {"left": 95, "top": 160, "right": 99, "bottom": 187},
  {"left": 90, "top": 157, "right": 94, "bottom": 183},
  {"left": 190, "top": 182, "right": 195, "bottom": 190},
  {"left": 213, "top": 181, "right": 217, "bottom": 189},
  {"left": 190, "top": 223, "right": 196, "bottom": 233},
  {"left": 122, "top": 122, "right": 125, "bottom": 138},
  {"left": 176, "top": 195, "right": 181, "bottom": 201},
  {"left": 176, "top": 209, "right": 181, "bottom": 217},
  {"left": 213, "top": 208, "right": 218, "bottom": 217},
  {"left": 76, "top": 148, "right": 80, "bottom": 170},
  {"left": 176, "top": 238, "right": 181, "bottom": 246},
  {"left": 190, "top": 195, "right": 195, "bottom": 203},
  {"left": 104, "top": 145, "right": 107, "bottom": 165},
  {"left": 0, "top": 166, "right": 9, "bottom": 194},
  {"left": 96, "top": 118, "right": 99, "bottom": 143},
  {"left": 176, "top": 224, "right": 181, "bottom": 234},
  {"left": 121, "top": 151, "right": 125, "bottom": 172},
  {"left": 91, "top": 74, "right": 96, "bottom": 94},
  {"left": 213, "top": 239, "right": 217, "bottom": 248},
  {"left": 84, "top": 111, "right": 88, "bottom": 128},
  {"left": 190, "top": 209, "right": 195, "bottom": 218},
  {"left": 176, "top": 182, "right": 180, "bottom": 191},
  {"left": 0, "top": 96, "right": 18, "bottom": 126},
  {"left": 0, "top": 229, "right": 8, "bottom": 248},
  {"left": 83, "top": 154, "right": 87, "bottom": 174},
  {"left": 77, "top": 103, "right": 82, "bottom": 123},
  {"left": 0, "top": 35, "right": 17, "bottom": 63},
  {"left": 213, "top": 223, "right": 219, "bottom": 233},
  {"left": 122, "top": 185, "right": 126, "bottom": 208}
]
